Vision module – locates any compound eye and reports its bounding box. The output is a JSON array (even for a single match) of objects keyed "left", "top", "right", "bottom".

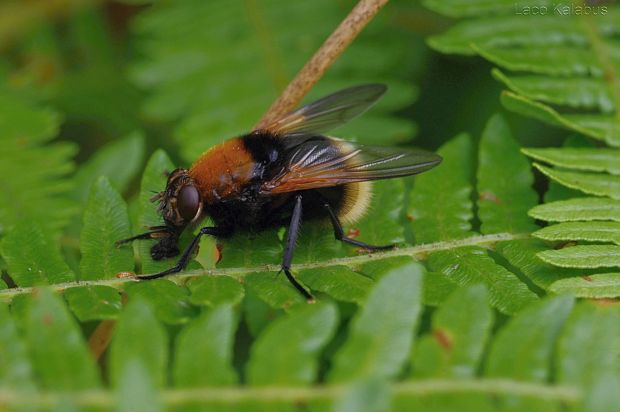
[{"left": 177, "top": 185, "right": 200, "bottom": 222}]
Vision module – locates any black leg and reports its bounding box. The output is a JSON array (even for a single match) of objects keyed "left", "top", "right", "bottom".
[
  {"left": 280, "top": 194, "right": 313, "bottom": 301},
  {"left": 324, "top": 202, "right": 394, "bottom": 251},
  {"left": 137, "top": 226, "right": 222, "bottom": 280},
  {"left": 115, "top": 226, "right": 173, "bottom": 247}
]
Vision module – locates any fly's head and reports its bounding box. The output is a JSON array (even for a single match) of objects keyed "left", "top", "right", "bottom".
[
  {"left": 148, "top": 168, "right": 203, "bottom": 260},
  {"left": 153, "top": 168, "right": 203, "bottom": 227}
]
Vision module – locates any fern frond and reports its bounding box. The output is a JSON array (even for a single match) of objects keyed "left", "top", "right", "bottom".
[
  {"left": 426, "top": 1, "right": 620, "bottom": 143},
  {"left": 2, "top": 281, "right": 618, "bottom": 410},
  {"left": 0, "top": 94, "right": 76, "bottom": 234},
  {"left": 426, "top": 0, "right": 620, "bottom": 297},
  {"left": 129, "top": 0, "right": 420, "bottom": 161}
]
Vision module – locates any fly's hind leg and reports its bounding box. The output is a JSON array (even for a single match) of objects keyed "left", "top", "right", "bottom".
[
  {"left": 281, "top": 194, "right": 314, "bottom": 301},
  {"left": 323, "top": 202, "right": 394, "bottom": 251}
]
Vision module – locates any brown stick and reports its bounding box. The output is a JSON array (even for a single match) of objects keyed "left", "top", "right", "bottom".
[
  {"left": 254, "top": 0, "right": 389, "bottom": 130},
  {"left": 88, "top": 320, "right": 116, "bottom": 361}
]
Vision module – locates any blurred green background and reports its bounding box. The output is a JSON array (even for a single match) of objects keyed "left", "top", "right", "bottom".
[{"left": 1, "top": 0, "right": 565, "bottom": 166}]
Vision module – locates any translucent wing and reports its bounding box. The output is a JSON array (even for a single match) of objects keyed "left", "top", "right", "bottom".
[
  {"left": 261, "top": 84, "right": 386, "bottom": 137},
  {"left": 261, "top": 137, "right": 442, "bottom": 194}
]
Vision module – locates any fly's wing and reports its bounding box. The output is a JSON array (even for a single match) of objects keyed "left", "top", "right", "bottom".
[
  {"left": 260, "top": 137, "right": 442, "bottom": 194},
  {"left": 261, "top": 84, "right": 387, "bottom": 137}
]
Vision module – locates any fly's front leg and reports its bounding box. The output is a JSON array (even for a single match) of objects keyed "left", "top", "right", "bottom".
[
  {"left": 137, "top": 226, "right": 223, "bottom": 280},
  {"left": 116, "top": 226, "right": 181, "bottom": 260},
  {"left": 281, "top": 194, "right": 313, "bottom": 301},
  {"left": 324, "top": 202, "right": 394, "bottom": 251}
]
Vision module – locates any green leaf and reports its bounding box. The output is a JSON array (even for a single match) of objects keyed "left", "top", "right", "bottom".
[
  {"left": 549, "top": 274, "right": 620, "bottom": 298},
  {"left": 427, "top": 247, "right": 538, "bottom": 315},
  {"left": 421, "top": 271, "right": 458, "bottom": 307},
  {"left": 334, "top": 379, "right": 391, "bottom": 412},
  {"left": 485, "top": 295, "right": 574, "bottom": 381},
  {"left": 194, "top": 235, "right": 219, "bottom": 270},
  {"left": 523, "top": 147, "right": 620, "bottom": 175},
  {"left": 292, "top": 222, "right": 345, "bottom": 265},
  {"left": 217, "top": 231, "right": 282, "bottom": 268},
  {"left": 137, "top": 149, "right": 175, "bottom": 274},
  {"left": 352, "top": 179, "right": 406, "bottom": 245},
  {"left": 534, "top": 163, "right": 620, "bottom": 199},
  {"left": 360, "top": 258, "right": 457, "bottom": 306},
  {"left": 7, "top": 294, "right": 31, "bottom": 329},
  {"left": 480, "top": 46, "right": 601, "bottom": 77},
  {"left": 500, "top": 92, "right": 620, "bottom": 147},
  {"left": 392, "top": 390, "right": 497, "bottom": 412},
  {"left": 0, "top": 94, "right": 77, "bottom": 234},
  {"left": 1, "top": 220, "right": 74, "bottom": 286},
  {"left": 109, "top": 297, "right": 168, "bottom": 387},
  {"left": 543, "top": 169, "right": 590, "bottom": 203},
  {"left": 0, "top": 94, "right": 60, "bottom": 142},
  {"left": 72, "top": 131, "right": 145, "bottom": 204},
  {"left": 174, "top": 305, "right": 238, "bottom": 387},
  {"left": 244, "top": 271, "right": 306, "bottom": 309},
  {"left": 329, "top": 261, "right": 423, "bottom": 382},
  {"left": 298, "top": 266, "right": 374, "bottom": 304},
  {"left": 583, "top": 373, "right": 620, "bottom": 412},
  {"left": 80, "top": 176, "right": 134, "bottom": 279},
  {"left": 125, "top": 279, "right": 198, "bottom": 324},
  {"left": 537, "top": 245, "right": 620, "bottom": 268},
  {"left": 557, "top": 302, "right": 620, "bottom": 388},
  {"left": 243, "top": 287, "right": 282, "bottom": 338},
  {"left": 187, "top": 275, "right": 245, "bottom": 307},
  {"left": 358, "top": 256, "right": 413, "bottom": 281},
  {"left": 247, "top": 302, "right": 338, "bottom": 385},
  {"left": 427, "top": 14, "right": 588, "bottom": 55},
  {"left": 63, "top": 285, "right": 122, "bottom": 321},
  {"left": 411, "top": 284, "right": 493, "bottom": 379},
  {"left": 533, "top": 221, "right": 620, "bottom": 245},
  {"left": 529, "top": 197, "right": 620, "bottom": 222},
  {"left": 117, "top": 359, "right": 163, "bottom": 412},
  {"left": 493, "top": 68, "right": 614, "bottom": 113},
  {"left": 0, "top": 303, "right": 35, "bottom": 390},
  {"left": 476, "top": 113, "right": 537, "bottom": 234},
  {"left": 410, "top": 133, "right": 474, "bottom": 243},
  {"left": 497, "top": 239, "right": 581, "bottom": 289},
  {"left": 26, "top": 288, "right": 101, "bottom": 390}
]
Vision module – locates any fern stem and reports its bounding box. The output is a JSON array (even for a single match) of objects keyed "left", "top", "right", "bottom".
[
  {"left": 255, "top": 0, "right": 389, "bottom": 129},
  {"left": 0, "top": 379, "right": 580, "bottom": 408},
  {"left": 0, "top": 232, "right": 528, "bottom": 302}
]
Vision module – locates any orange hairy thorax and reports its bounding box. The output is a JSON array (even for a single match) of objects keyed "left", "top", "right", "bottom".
[{"left": 189, "top": 138, "right": 257, "bottom": 204}]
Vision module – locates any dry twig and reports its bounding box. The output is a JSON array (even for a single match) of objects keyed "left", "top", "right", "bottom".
[{"left": 255, "top": 0, "right": 389, "bottom": 129}]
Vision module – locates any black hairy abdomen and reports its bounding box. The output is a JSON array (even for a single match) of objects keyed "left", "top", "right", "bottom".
[
  {"left": 206, "top": 186, "right": 346, "bottom": 234},
  {"left": 203, "top": 132, "right": 347, "bottom": 234}
]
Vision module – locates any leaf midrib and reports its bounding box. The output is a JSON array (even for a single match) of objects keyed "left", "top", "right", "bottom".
[
  {"left": 0, "top": 232, "right": 529, "bottom": 302},
  {"left": 0, "top": 378, "right": 581, "bottom": 408}
]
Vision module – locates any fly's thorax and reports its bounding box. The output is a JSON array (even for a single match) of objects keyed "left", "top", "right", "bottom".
[{"left": 189, "top": 135, "right": 285, "bottom": 205}]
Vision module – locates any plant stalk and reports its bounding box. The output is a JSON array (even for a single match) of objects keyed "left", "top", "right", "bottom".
[
  {"left": 255, "top": 0, "right": 389, "bottom": 129},
  {"left": 0, "top": 232, "right": 529, "bottom": 303}
]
